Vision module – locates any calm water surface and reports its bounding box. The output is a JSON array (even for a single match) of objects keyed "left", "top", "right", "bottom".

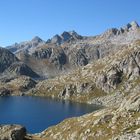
[{"left": 0, "top": 96, "right": 100, "bottom": 133}]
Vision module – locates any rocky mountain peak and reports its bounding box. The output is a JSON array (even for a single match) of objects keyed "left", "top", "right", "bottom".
[
  {"left": 7, "top": 36, "right": 45, "bottom": 54},
  {"left": 61, "top": 31, "right": 72, "bottom": 42},
  {"left": 123, "top": 21, "right": 139, "bottom": 31},
  {"left": 69, "top": 30, "right": 82, "bottom": 38},
  {"left": 69, "top": 30, "right": 77, "bottom": 34},
  {"left": 102, "top": 28, "right": 119, "bottom": 38},
  {"left": 130, "top": 21, "right": 139, "bottom": 29},
  {"left": 31, "top": 36, "right": 43, "bottom": 43},
  {"left": 102, "top": 21, "right": 140, "bottom": 39},
  {"left": 49, "top": 31, "right": 83, "bottom": 45},
  {"left": 51, "top": 34, "right": 62, "bottom": 44}
]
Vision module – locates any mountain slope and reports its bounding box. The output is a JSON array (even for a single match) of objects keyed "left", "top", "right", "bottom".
[
  {"left": 0, "top": 21, "right": 140, "bottom": 140},
  {"left": 26, "top": 29, "right": 140, "bottom": 140},
  {"left": 0, "top": 47, "right": 39, "bottom": 79},
  {"left": 0, "top": 47, "right": 18, "bottom": 73},
  {"left": 4, "top": 62, "right": 40, "bottom": 78},
  {"left": 29, "top": 42, "right": 140, "bottom": 105}
]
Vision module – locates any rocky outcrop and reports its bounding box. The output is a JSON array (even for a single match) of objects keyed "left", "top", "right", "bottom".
[
  {"left": 49, "top": 48, "right": 67, "bottom": 68},
  {"left": 59, "top": 84, "right": 76, "bottom": 99},
  {"left": 68, "top": 48, "right": 88, "bottom": 66},
  {"left": 0, "top": 88, "right": 11, "bottom": 96},
  {"left": 59, "top": 82, "right": 95, "bottom": 99},
  {"left": 95, "top": 49, "right": 140, "bottom": 93},
  {"left": 6, "top": 76, "right": 37, "bottom": 92},
  {"left": 0, "top": 125, "right": 26, "bottom": 140},
  {"left": 4, "top": 62, "right": 40, "bottom": 78},
  {"left": 0, "top": 76, "right": 37, "bottom": 95},
  {"left": 0, "top": 47, "right": 18, "bottom": 73},
  {"left": 32, "top": 48, "right": 52, "bottom": 59},
  {"left": 121, "top": 51, "right": 140, "bottom": 79},
  {"left": 96, "top": 66, "right": 123, "bottom": 93}
]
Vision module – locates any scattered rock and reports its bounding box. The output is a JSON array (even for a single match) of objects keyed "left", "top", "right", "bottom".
[
  {"left": 119, "top": 94, "right": 140, "bottom": 112},
  {"left": 0, "top": 88, "right": 11, "bottom": 96}
]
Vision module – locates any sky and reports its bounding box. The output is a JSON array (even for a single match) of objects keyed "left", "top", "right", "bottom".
[{"left": 0, "top": 0, "right": 140, "bottom": 46}]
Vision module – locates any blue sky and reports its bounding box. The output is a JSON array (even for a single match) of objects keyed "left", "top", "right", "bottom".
[{"left": 0, "top": 0, "right": 140, "bottom": 46}]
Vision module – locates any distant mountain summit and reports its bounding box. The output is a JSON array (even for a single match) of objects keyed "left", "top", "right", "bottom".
[
  {"left": 125, "top": 21, "right": 139, "bottom": 30},
  {"left": 7, "top": 31, "right": 83, "bottom": 54},
  {"left": 102, "top": 21, "right": 139, "bottom": 38},
  {"left": 31, "top": 36, "right": 43, "bottom": 42},
  {"left": 7, "top": 36, "right": 45, "bottom": 54},
  {"left": 6, "top": 21, "right": 140, "bottom": 78},
  {"left": 48, "top": 31, "right": 83, "bottom": 45}
]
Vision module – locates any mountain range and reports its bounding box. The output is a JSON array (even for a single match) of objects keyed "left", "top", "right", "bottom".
[
  {"left": 5, "top": 21, "right": 140, "bottom": 78},
  {"left": 0, "top": 21, "right": 140, "bottom": 140}
]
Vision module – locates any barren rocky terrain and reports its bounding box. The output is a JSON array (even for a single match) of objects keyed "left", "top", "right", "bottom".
[{"left": 0, "top": 21, "right": 140, "bottom": 140}]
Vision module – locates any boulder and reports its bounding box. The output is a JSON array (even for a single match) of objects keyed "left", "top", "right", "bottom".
[{"left": 0, "top": 125, "right": 26, "bottom": 140}]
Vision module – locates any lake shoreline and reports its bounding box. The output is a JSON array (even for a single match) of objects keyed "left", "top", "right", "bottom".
[{"left": 0, "top": 96, "right": 102, "bottom": 134}]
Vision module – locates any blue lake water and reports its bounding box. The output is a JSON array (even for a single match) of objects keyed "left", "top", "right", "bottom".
[{"left": 0, "top": 96, "right": 100, "bottom": 133}]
